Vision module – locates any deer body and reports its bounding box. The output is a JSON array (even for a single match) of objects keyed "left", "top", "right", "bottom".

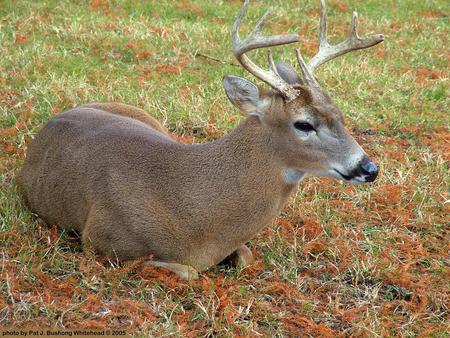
[
  {"left": 18, "top": 103, "right": 298, "bottom": 271},
  {"left": 18, "top": 1, "right": 383, "bottom": 279}
]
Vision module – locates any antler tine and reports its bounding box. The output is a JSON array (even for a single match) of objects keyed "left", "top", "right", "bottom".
[
  {"left": 307, "top": 0, "right": 384, "bottom": 72},
  {"left": 248, "top": 5, "right": 272, "bottom": 41},
  {"left": 318, "top": 0, "right": 328, "bottom": 48},
  {"left": 232, "top": 0, "right": 301, "bottom": 100},
  {"left": 295, "top": 49, "right": 319, "bottom": 87},
  {"left": 349, "top": 11, "right": 358, "bottom": 37},
  {"left": 267, "top": 50, "right": 279, "bottom": 76}
]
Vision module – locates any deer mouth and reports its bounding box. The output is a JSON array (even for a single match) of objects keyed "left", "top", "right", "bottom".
[
  {"left": 333, "top": 169, "right": 352, "bottom": 181},
  {"left": 333, "top": 165, "right": 378, "bottom": 183},
  {"left": 333, "top": 169, "right": 367, "bottom": 183}
]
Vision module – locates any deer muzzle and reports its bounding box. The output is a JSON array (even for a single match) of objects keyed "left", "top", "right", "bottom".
[{"left": 334, "top": 155, "right": 378, "bottom": 183}]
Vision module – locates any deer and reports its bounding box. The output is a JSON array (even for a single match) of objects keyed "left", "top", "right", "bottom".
[{"left": 17, "top": 0, "right": 384, "bottom": 280}]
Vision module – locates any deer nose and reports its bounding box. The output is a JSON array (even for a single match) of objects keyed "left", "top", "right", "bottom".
[{"left": 360, "top": 157, "right": 378, "bottom": 182}]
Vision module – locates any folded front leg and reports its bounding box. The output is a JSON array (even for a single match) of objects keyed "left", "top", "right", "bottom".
[
  {"left": 227, "top": 244, "right": 254, "bottom": 268},
  {"left": 143, "top": 260, "right": 199, "bottom": 280}
]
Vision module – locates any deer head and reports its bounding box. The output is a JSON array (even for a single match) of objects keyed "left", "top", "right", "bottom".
[{"left": 224, "top": 0, "right": 383, "bottom": 183}]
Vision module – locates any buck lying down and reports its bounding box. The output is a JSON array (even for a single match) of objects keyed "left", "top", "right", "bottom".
[{"left": 17, "top": 1, "right": 382, "bottom": 279}]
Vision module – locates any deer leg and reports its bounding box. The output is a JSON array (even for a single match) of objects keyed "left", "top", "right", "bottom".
[
  {"left": 143, "top": 260, "right": 199, "bottom": 280},
  {"left": 227, "top": 244, "right": 254, "bottom": 268}
]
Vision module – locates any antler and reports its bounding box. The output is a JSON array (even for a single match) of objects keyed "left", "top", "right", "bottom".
[
  {"left": 296, "top": 0, "right": 384, "bottom": 88},
  {"left": 232, "top": 0, "right": 300, "bottom": 100},
  {"left": 232, "top": 0, "right": 384, "bottom": 98}
]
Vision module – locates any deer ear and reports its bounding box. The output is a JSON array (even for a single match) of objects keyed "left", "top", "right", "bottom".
[
  {"left": 223, "top": 75, "right": 265, "bottom": 117},
  {"left": 275, "top": 61, "right": 303, "bottom": 85}
]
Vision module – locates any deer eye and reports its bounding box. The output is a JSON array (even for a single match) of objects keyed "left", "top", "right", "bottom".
[{"left": 294, "top": 121, "right": 315, "bottom": 132}]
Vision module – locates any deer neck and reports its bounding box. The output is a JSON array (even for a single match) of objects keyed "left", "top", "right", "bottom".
[{"left": 189, "top": 116, "right": 304, "bottom": 219}]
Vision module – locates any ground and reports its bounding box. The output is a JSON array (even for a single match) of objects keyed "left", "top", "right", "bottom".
[{"left": 0, "top": 0, "right": 449, "bottom": 336}]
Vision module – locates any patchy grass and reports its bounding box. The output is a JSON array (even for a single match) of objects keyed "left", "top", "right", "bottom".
[{"left": 1, "top": 0, "right": 449, "bottom": 336}]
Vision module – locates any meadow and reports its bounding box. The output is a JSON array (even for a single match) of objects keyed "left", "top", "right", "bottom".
[{"left": 1, "top": 0, "right": 448, "bottom": 336}]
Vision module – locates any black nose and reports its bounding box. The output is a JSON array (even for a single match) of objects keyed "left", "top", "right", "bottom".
[{"left": 360, "top": 158, "right": 378, "bottom": 182}]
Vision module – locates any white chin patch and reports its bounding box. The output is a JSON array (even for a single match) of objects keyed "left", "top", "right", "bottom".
[
  {"left": 352, "top": 176, "right": 367, "bottom": 183},
  {"left": 282, "top": 168, "right": 306, "bottom": 185},
  {"left": 329, "top": 169, "right": 367, "bottom": 184},
  {"left": 345, "top": 176, "right": 367, "bottom": 184}
]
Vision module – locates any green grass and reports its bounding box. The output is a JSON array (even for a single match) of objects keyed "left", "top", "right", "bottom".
[{"left": 1, "top": 0, "right": 449, "bottom": 336}]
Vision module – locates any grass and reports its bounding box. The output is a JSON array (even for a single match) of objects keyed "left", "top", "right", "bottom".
[{"left": 1, "top": 0, "right": 449, "bottom": 336}]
